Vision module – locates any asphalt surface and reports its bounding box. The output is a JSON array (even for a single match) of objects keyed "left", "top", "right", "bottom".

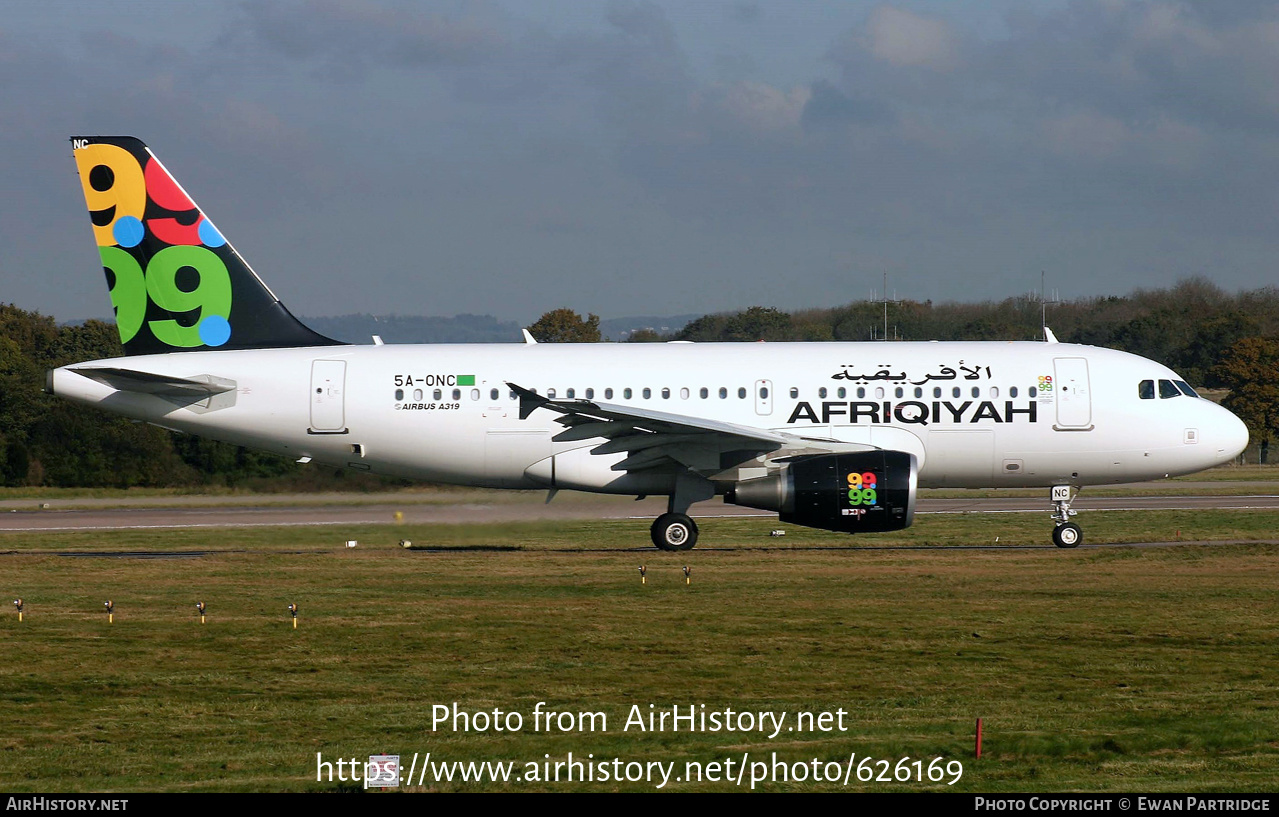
[{"left": 2, "top": 492, "right": 1278, "bottom": 532}]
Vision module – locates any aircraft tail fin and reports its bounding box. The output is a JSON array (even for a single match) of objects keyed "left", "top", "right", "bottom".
[{"left": 70, "top": 136, "right": 341, "bottom": 355}]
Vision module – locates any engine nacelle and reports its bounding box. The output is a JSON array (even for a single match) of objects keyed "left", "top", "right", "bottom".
[{"left": 724, "top": 450, "right": 917, "bottom": 533}]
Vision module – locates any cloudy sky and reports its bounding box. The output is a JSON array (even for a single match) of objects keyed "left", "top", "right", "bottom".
[{"left": 3, "top": 1, "right": 1278, "bottom": 323}]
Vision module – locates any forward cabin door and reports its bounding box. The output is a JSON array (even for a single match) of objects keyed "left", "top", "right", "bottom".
[
  {"left": 309, "top": 359, "right": 347, "bottom": 433},
  {"left": 1053, "top": 357, "right": 1092, "bottom": 430}
]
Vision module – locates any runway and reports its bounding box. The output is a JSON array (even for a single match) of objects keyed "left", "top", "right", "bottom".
[{"left": 2, "top": 491, "right": 1278, "bottom": 532}]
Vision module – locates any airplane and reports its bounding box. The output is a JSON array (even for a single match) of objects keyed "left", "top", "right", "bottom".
[{"left": 48, "top": 136, "right": 1250, "bottom": 551}]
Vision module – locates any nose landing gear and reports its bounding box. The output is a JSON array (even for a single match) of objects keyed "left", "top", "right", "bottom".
[{"left": 1050, "top": 485, "right": 1082, "bottom": 548}]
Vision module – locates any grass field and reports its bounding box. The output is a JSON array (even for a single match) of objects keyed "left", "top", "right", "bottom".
[{"left": 2, "top": 511, "right": 1279, "bottom": 792}]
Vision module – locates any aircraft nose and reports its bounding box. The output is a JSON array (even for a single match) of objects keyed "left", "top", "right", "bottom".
[{"left": 1215, "top": 405, "right": 1249, "bottom": 463}]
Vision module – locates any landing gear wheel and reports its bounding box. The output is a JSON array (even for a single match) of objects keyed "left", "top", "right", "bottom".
[
  {"left": 651, "top": 513, "right": 698, "bottom": 551},
  {"left": 1052, "top": 523, "right": 1082, "bottom": 549}
]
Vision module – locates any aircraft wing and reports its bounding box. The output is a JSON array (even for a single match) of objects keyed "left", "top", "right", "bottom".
[
  {"left": 68, "top": 367, "right": 236, "bottom": 400},
  {"left": 508, "top": 382, "right": 864, "bottom": 476}
]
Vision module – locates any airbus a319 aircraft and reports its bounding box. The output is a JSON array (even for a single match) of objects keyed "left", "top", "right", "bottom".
[{"left": 49, "top": 137, "right": 1250, "bottom": 550}]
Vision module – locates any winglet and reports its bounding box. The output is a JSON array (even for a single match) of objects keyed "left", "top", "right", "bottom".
[
  {"left": 507, "top": 382, "right": 548, "bottom": 420},
  {"left": 522, "top": 328, "right": 538, "bottom": 345},
  {"left": 1043, "top": 326, "right": 1059, "bottom": 343}
]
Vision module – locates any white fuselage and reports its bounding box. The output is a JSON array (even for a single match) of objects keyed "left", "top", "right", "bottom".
[{"left": 51, "top": 340, "right": 1249, "bottom": 495}]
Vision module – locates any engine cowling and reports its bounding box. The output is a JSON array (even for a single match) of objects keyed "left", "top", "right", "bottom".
[{"left": 724, "top": 450, "right": 917, "bottom": 533}]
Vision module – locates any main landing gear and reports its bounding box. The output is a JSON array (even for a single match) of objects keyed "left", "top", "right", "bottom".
[
  {"left": 1050, "top": 485, "right": 1082, "bottom": 548},
  {"left": 651, "top": 513, "right": 698, "bottom": 551},
  {"left": 650, "top": 472, "right": 714, "bottom": 551}
]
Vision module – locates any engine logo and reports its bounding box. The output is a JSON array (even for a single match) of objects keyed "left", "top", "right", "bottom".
[{"left": 847, "top": 471, "right": 879, "bottom": 507}]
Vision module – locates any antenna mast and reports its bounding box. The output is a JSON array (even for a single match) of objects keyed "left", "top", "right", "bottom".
[
  {"left": 1039, "top": 270, "right": 1060, "bottom": 340},
  {"left": 870, "top": 272, "right": 901, "bottom": 341}
]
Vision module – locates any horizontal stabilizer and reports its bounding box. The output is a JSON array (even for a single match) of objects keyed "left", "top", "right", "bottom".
[{"left": 69, "top": 366, "right": 236, "bottom": 398}]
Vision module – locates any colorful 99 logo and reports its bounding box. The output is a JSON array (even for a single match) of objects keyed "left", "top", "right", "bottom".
[
  {"left": 74, "top": 142, "right": 232, "bottom": 348},
  {"left": 847, "top": 471, "right": 878, "bottom": 507}
]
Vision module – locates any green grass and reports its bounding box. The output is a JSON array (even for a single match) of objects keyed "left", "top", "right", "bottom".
[{"left": 2, "top": 512, "right": 1279, "bottom": 792}]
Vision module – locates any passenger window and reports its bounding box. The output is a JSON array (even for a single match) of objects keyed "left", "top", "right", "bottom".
[
  {"left": 395, "top": 389, "right": 404, "bottom": 401},
  {"left": 452, "top": 388, "right": 461, "bottom": 401},
  {"left": 470, "top": 389, "right": 480, "bottom": 401},
  {"left": 990, "top": 386, "right": 999, "bottom": 398},
  {"left": 413, "top": 389, "right": 423, "bottom": 401},
  {"left": 839, "top": 388, "right": 847, "bottom": 399},
  {"left": 738, "top": 387, "right": 747, "bottom": 399},
  {"left": 719, "top": 387, "right": 727, "bottom": 399},
  {"left": 699, "top": 387, "right": 708, "bottom": 399},
  {"left": 624, "top": 388, "right": 632, "bottom": 399},
  {"left": 1010, "top": 386, "right": 1018, "bottom": 398},
  {"left": 585, "top": 388, "right": 594, "bottom": 399},
  {"left": 819, "top": 387, "right": 828, "bottom": 398},
  {"left": 1175, "top": 381, "right": 1198, "bottom": 398},
  {"left": 509, "top": 390, "right": 517, "bottom": 401},
  {"left": 1138, "top": 380, "right": 1155, "bottom": 400},
  {"left": 914, "top": 387, "right": 923, "bottom": 398},
  {"left": 894, "top": 387, "right": 903, "bottom": 398},
  {"left": 933, "top": 387, "right": 942, "bottom": 398},
  {"left": 566, "top": 388, "right": 575, "bottom": 399},
  {"left": 661, "top": 388, "right": 670, "bottom": 399},
  {"left": 490, "top": 388, "right": 499, "bottom": 401},
  {"left": 874, "top": 387, "right": 884, "bottom": 399},
  {"left": 434, "top": 389, "right": 442, "bottom": 401},
  {"left": 1159, "top": 379, "right": 1180, "bottom": 399},
  {"left": 760, "top": 387, "right": 769, "bottom": 399},
  {"left": 605, "top": 388, "right": 613, "bottom": 399},
  {"left": 972, "top": 387, "right": 980, "bottom": 398},
  {"left": 643, "top": 388, "right": 652, "bottom": 399},
  {"left": 680, "top": 387, "right": 689, "bottom": 399},
  {"left": 789, "top": 387, "right": 799, "bottom": 398},
  {"left": 547, "top": 389, "right": 556, "bottom": 398},
  {"left": 953, "top": 387, "right": 961, "bottom": 398}
]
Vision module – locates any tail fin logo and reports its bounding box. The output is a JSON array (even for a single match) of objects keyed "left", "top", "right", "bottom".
[{"left": 73, "top": 138, "right": 233, "bottom": 348}]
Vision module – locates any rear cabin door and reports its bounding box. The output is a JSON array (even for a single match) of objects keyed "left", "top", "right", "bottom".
[
  {"left": 1053, "top": 357, "right": 1092, "bottom": 429},
  {"left": 309, "top": 360, "right": 347, "bottom": 433}
]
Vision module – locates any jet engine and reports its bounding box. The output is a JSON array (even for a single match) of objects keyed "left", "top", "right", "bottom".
[{"left": 724, "top": 450, "right": 917, "bottom": 534}]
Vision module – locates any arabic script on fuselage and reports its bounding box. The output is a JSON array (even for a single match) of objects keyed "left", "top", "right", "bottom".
[{"left": 831, "top": 362, "right": 992, "bottom": 385}]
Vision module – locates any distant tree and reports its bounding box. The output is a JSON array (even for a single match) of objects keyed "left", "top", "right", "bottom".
[
  {"left": 625, "top": 329, "right": 666, "bottom": 343},
  {"left": 675, "top": 313, "right": 730, "bottom": 341},
  {"left": 526, "top": 309, "right": 601, "bottom": 343},
  {"left": 1215, "top": 336, "right": 1279, "bottom": 449},
  {"left": 677, "top": 307, "right": 793, "bottom": 342},
  {"left": 723, "top": 307, "right": 792, "bottom": 341}
]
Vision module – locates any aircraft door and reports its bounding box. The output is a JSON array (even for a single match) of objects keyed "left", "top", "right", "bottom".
[
  {"left": 755, "top": 379, "right": 773, "bottom": 416},
  {"left": 309, "top": 360, "right": 347, "bottom": 433},
  {"left": 1053, "top": 357, "right": 1092, "bottom": 429}
]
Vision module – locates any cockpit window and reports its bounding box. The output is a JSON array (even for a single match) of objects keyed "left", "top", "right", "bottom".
[
  {"left": 1158, "top": 379, "right": 1181, "bottom": 399},
  {"left": 1174, "top": 381, "right": 1199, "bottom": 398},
  {"left": 1138, "top": 380, "right": 1154, "bottom": 400}
]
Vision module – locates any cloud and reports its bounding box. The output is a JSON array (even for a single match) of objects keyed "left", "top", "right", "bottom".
[
  {"left": 235, "top": 0, "right": 504, "bottom": 72},
  {"left": 863, "top": 5, "right": 957, "bottom": 69}
]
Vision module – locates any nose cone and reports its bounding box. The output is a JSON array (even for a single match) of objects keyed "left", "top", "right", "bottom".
[{"left": 1215, "top": 405, "right": 1250, "bottom": 464}]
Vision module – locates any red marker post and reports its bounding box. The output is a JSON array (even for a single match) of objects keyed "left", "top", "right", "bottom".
[{"left": 976, "top": 718, "right": 983, "bottom": 759}]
